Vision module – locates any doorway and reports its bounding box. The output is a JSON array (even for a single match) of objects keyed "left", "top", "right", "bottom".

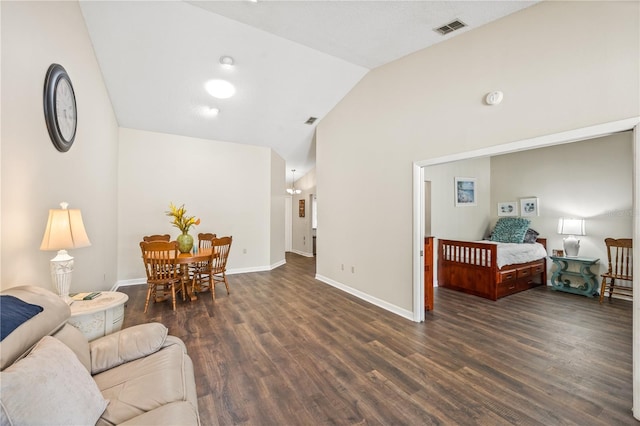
[{"left": 412, "top": 117, "right": 640, "bottom": 417}]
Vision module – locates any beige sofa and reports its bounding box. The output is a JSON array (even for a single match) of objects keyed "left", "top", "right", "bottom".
[{"left": 0, "top": 285, "right": 200, "bottom": 425}]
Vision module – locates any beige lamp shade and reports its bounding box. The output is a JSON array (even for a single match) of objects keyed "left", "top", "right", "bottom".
[{"left": 40, "top": 203, "right": 91, "bottom": 251}]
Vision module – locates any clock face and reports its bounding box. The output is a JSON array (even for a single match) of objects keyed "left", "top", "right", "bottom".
[
  {"left": 55, "top": 78, "right": 76, "bottom": 142},
  {"left": 43, "top": 64, "right": 77, "bottom": 152}
]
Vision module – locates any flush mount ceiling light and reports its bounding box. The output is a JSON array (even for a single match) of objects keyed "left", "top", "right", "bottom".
[
  {"left": 205, "top": 79, "right": 236, "bottom": 99},
  {"left": 219, "top": 56, "right": 234, "bottom": 69}
]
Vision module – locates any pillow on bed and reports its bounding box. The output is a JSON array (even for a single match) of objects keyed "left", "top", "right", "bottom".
[
  {"left": 490, "top": 217, "right": 531, "bottom": 243},
  {"left": 524, "top": 228, "right": 539, "bottom": 244}
]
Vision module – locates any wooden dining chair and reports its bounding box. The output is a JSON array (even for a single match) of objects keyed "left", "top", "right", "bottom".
[
  {"left": 198, "top": 233, "right": 217, "bottom": 249},
  {"left": 197, "top": 236, "right": 232, "bottom": 300},
  {"left": 142, "top": 234, "right": 171, "bottom": 242},
  {"left": 190, "top": 233, "right": 217, "bottom": 291},
  {"left": 600, "top": 237, "right": 633, "bottom": 303},
  {"left": 140, "top": 240, "right": 183, "bottom": 312}
]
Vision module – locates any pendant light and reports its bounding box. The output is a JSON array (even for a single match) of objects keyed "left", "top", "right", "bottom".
[{"left": 286, "top": 169, "right": 302, "bottom": 195}]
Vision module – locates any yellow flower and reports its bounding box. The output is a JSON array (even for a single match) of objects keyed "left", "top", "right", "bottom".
[{"left": 165, "top": 202, "right": 200, "bottom": 234}]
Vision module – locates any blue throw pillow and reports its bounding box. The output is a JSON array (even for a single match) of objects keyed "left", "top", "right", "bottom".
[
  {"left": 490, "top": 217, "right": 531, "bottom": 243},
  {"left": 0, "top": 295, "right": 43, "bottom": 341}
]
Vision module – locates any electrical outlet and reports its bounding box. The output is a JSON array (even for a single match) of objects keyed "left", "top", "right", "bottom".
[
  {"left": 243, "top": 248, "right": 247, "bottom": 254},
  {"left": 341, "top": 264, "right": 344, "bottom": 271},
  {"left": 351, "top": 266, "right": 355, "bottom": 273}
]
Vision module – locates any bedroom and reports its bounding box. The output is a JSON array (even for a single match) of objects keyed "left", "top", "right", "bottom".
[{"left": 423, "top": 130, "right": 633, "bottom": 300}]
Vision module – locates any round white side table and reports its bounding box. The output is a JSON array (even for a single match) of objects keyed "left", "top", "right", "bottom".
[{"left": 68, "top": 291, "right": 129, "bottom": 341}]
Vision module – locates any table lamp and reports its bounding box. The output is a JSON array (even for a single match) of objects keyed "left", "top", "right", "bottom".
[
  {"left": 557, "top": 218, "right": 585, "bottom": 257},
  {"left": 40, "top": 202, "right": 91, "bottom": 303}
]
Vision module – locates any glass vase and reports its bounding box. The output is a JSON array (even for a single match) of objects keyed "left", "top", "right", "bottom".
[{"left": 177, "top": 232, "right": 194, "bottom": 253}]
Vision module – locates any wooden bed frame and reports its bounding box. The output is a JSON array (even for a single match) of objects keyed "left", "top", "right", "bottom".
[{"left": 437, "top": 238, "right": 547, "bottom": 301}]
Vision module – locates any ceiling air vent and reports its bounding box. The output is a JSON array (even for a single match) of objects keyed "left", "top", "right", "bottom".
[
  {"left": 434, "top": 19, "right": 467, "bottom": 36},
  {"left": 304, "top": 116, "right": 317, "bottom": 125}
]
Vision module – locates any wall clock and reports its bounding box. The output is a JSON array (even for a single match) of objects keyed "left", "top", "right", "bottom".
[{"left": 43, "top": 64, "right": 77, "bottom": 152}]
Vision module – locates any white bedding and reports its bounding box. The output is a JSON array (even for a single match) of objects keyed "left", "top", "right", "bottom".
[
  {"left": 443, "top": 241, "right": 547, "bottom": 269},
  {"left": 485, "top": 241, "right": 548, "bottom": 269}
]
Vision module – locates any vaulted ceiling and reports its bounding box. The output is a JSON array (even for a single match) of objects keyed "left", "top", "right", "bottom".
[{"left": 80, "top": 0, "right": 539, "bottom": 181}]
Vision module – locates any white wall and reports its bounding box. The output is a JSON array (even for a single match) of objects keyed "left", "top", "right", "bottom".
[
  {"left": 490, "top": 132, "right": 633, "bottom": 277},
  {"left": 270, "top": 150, "right": 286, "bottom": 267},
  {"left": 424, "top": 157, "right": 492, "bottom": 241},
  {"left": 1, "top": 1, "right": 119, "bottom": 292},
  {"left": 317, "top": 1, "right": 640, "bottom": 316},
  {"left": 117, "top": 128, "right": 283, "bottom": 283}
]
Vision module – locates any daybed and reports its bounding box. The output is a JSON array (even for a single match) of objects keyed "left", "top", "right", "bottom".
[
  {"left": 437, "top": 217, "right": 548, "bottom": 301},
  {"left": 0, "top": 285, "right": 201, "bottom": 425}
]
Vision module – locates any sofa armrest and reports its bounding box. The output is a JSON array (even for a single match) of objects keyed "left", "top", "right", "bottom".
[
  {"left": 162, "top": 335, "right": 188, "bottom": 352},
  {"left": 89, "top": 322, "right": 168, "bottom": 374}
]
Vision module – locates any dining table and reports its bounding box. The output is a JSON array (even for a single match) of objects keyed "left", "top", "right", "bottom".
[{"left": 175, "top": 247, "right": 213, "bottom": 301}]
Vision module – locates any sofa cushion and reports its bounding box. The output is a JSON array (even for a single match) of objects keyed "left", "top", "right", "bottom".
[
  {"left": 0, "top": 336, "right": 108, "bottom": 425},
  {"left": 116, "top": 401, "right": 200, "bottom": 426},
  {"left": 90, "top": 322, "right": 168, "bottom": 374},
  {"left": 54, "top": 323, "right": 92, "bottom": 372},
  {"left": 93, "top": 342, "right": 194, "bottom": 425}
]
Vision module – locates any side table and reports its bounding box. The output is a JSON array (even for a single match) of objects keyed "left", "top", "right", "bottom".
[
  {"left": 68, "top": 291, "right": 129, "bottom": 341},
  {"left": 549, "top": 256, "right": 599, "bottom": 298}
]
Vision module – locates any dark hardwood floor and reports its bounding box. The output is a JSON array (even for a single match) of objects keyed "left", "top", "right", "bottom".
[{"left": 120, "top": 253, "right": 635, "bottom": 425}]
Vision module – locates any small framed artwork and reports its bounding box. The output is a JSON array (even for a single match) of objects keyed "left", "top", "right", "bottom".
[
  {"left": 497, "top": 201, "right": 518, "bottom": 217},
  {"left": 520, "top": 197, "right": 539, "bottom": 217},
  {"left": 298, "top": 199, "right": 305, "bottom": 217},
  {"left": 552, "top": 249, "right": 564, "bottom": 257},
  {"left": 454, "top": 177, "right": 477, "bottom": 207}
]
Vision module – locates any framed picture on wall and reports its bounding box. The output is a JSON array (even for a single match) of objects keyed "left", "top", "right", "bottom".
[
  {"left": 454, "top": 177, "right": 477, "bottom": 207},
  {"left": 497, "top": 201, "right": 518, "bottom": 217},
  {"left": 298, "top": 199, "right": 305, "bottom": 217},
  {"left": 520, "top": 197, "right": 539, "bottom": 217}
]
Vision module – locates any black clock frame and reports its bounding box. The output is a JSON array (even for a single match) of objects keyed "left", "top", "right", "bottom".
[{"left": 43, "top": 63, "right": 77, "bottom": 152}]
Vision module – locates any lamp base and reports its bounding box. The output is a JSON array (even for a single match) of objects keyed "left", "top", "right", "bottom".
[
  {"left": 50, "top": 250, "right": 74, "bottom": 304},
  {"left": 563, "top": 236, "right": 581, "bottom": 257}
]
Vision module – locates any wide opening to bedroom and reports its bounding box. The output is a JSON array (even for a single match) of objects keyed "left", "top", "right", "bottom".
[
  {"left": 414, "top": 119, "right": 639, "bottom": 316},
  {"left": 413, "top": 117, "right": 640, "bottom": 417},
  {"left": 425, "top": 131, "right": 633, "bottom": 301}
]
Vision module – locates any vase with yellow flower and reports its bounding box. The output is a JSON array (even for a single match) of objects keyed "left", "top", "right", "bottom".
[{"left": 166, "top": 202, "right": 201, "bottom": 253}]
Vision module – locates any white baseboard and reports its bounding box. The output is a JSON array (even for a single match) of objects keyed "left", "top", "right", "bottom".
[
  {"left": 315, "top": 274, "right": 414, "bottom": 321},
  {"left": 116, "top": 278, "right": 147, "bottom": 288},
  {"left": 115, "top": 261, "right": 286, "bottom": 289},
  {"left": 290, "top": 249, "right": 314, "bottom": 258}
]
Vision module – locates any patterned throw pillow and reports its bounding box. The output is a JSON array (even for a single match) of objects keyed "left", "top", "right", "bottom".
[
  {"left": 490, "top": 217, "right": 531, "bottom": 243},
  {"left": 524, "top": 228, "right": 539, "bottom": 244}
]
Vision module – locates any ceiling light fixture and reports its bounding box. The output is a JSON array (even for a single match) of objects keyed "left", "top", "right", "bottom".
[
  {"left": 219, "top": 56, "right": 234, "bottom": 69},
  {"left": 286, "top": 169, "right": 302, "bottom": 195},
  {"left": 205, "top": 79, "right": 236, "bottom": 99}
]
